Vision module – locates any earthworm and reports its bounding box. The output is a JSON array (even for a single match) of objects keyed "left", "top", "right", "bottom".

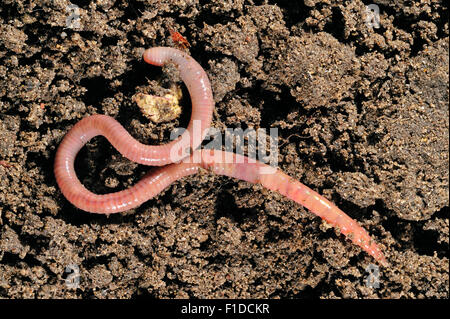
[{"left": 54, "top": 47, "right": 388, "bottom": 266}]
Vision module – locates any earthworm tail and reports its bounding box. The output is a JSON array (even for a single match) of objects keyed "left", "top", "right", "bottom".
[{"left": 199, "top": 150, "right": 388, "bottom": 267}]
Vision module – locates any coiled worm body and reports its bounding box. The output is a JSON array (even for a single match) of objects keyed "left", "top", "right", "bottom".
[{"left": 54, "top": 47, "right": 387, "bottom": 266}]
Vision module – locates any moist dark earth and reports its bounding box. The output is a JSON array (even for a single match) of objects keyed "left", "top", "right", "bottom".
[{"left": 0, "top": 0, "right": 448, "bottom": 298}]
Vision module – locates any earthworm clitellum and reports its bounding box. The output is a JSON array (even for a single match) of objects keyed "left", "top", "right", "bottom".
[{"left": 54, "top": 47, "right": 388, "bottom": 267}]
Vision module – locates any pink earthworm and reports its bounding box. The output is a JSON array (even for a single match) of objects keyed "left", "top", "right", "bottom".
[{"left": 54, "top": 47, "right": 388, "bottom": 266}]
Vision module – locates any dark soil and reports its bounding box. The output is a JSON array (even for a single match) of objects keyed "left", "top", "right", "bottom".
[{"left": 0, "top": 0, "right": 448, "bottom": 298}]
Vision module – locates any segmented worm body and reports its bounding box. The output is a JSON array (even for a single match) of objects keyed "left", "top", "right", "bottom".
[{"left": 54, "top": 47, "right": 387, "bottom": 266}]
